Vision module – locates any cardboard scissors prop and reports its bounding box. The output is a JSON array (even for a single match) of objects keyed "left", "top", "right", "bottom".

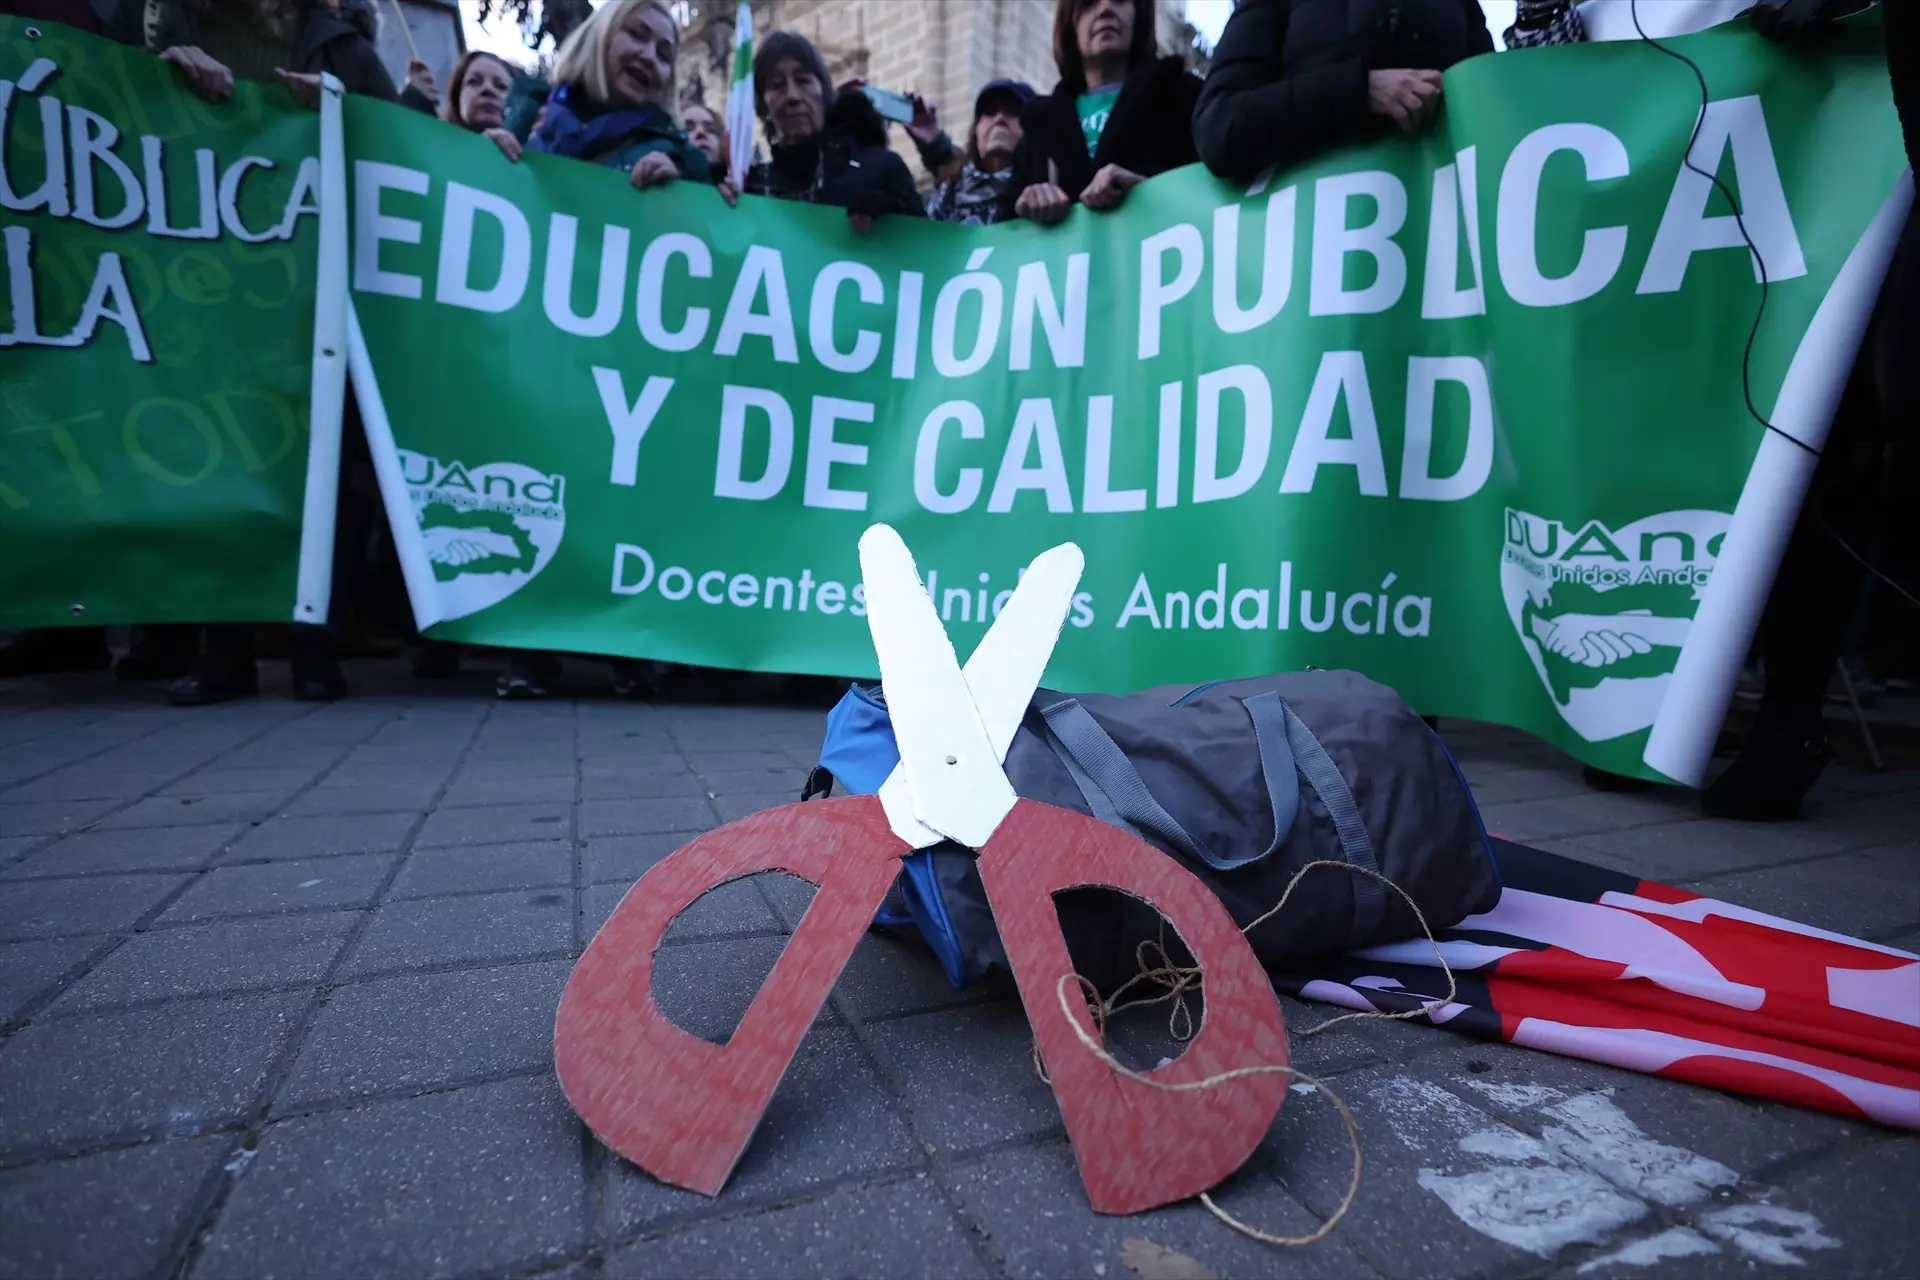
[{"left": 554, "top": 527, "right": 1289, "bottom": 1215}]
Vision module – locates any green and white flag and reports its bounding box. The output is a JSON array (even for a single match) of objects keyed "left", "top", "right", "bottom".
[{"left": 725, "top": 0, "right": 753, "bottom": 188}]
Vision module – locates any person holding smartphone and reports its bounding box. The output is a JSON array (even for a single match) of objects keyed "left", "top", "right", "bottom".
[
  {"left": 746, "top": 31, "right": 926, "bottom": 229},
  {"left": 831, "top": 79, "right": 969, "bottom": 188}
]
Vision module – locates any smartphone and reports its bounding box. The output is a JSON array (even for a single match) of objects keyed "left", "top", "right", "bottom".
[{"left": 860, "top": 85, "right": 915, "bottom": 125}]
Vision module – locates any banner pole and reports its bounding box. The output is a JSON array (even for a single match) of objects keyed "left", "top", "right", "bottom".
[
  {"left": 292, "top": 72, "right": 348, "bottom": 625},
  {"left": 387, "top": 0, "right": 421, "bottom": 64},
  {"left": 347, "top": 300, "right": 445, "bottom": 632},
  {"left": 1643, "top": 172, "right": 1914, "bottom": 786}
]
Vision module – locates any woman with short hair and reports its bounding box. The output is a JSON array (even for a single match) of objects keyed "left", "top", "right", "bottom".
[{"left": 745, "top": 30, "right": 924, "bottom": 228}]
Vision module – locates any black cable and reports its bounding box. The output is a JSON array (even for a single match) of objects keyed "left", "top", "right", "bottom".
[
  {"left": 1630, "top": 0, "right": 1920, "bottom": 609},
  {"left": 1629, "top": 0, "right": 1814, "bottom": 459},
  {"left": 1816, "top": 476, "right": 1920, "bottom": 607},
  {"left": 1836, "top": 537, "right": 1920, "bottom": 608}
]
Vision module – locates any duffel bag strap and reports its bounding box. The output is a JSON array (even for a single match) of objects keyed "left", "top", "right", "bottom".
[
  {"left": 1038, "top": 698, "right": 1292, "bottom": 872},
  {"left": 1240, "top": 691, "right": 1301, "bottom": 844},
  {"left": 1039, "top": 718, "right": 1132, "bottom": 832},
  {"left": 1258, "top": 692, "right": 1389, "bottom": 939},
  {"left": 1040, "top": 694, "right": 1390, "bottom": 939}
]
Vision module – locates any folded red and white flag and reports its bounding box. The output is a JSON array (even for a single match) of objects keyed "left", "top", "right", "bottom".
[{"left": 1276, "top": 840, "right": 1920, "bottom": 1129}]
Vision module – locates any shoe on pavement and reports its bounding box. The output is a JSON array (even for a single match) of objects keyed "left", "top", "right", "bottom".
[
  {"left": 289, "top": 625, "right": 347, "bottom": 702},
  {"left": 610, "top": 658, "right": 661, "bottom": 697},
  {"left": 497, "top": 652, "right": 560, "bottom": 700},
  {"left": 1702, "top": 723, "right": 1833, "bottom": 821},
  {"left": 167, "top": 660, "right": 260, "bottom": 706},
  {"left": 115, "top": 626, "right": 200, "bottom": 681}
]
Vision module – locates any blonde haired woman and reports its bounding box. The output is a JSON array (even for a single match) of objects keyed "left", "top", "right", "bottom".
[
  {"left": 525, "top": 0, "right": 732, "bottom": 201},
  {"left": 499, "top": 3, "right": 728, "bottom": 699}
]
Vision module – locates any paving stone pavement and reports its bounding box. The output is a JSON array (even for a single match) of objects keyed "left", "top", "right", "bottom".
[{"left": 0, "top": 660, "right": 1915, "bottom": 1280}]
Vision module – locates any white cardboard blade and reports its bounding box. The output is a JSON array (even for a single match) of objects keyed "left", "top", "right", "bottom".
[
  {"left": 871, "top": 538, "right": 1084, "bottom": 850},
  {"left": 961, "top": 542, "right": 1084, "bottom": 761},
  {"left": 859, "top": 526, "right": 1013, "bottom": 850}
]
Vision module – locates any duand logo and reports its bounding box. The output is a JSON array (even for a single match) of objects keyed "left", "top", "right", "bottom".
[
  {"left": 400, "top": 450, "right": 566, "bottom": 622},
  {"left": 1501, "top": 507, "right": 1728, "bottom": 743}
]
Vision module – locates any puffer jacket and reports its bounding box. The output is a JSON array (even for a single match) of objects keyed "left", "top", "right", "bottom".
[
  {"left": 1192, "top": 0, "right": 1493, "bottom": 183},
  {"left": 747, "top": 90, "right": 925, "bottom": 218}
]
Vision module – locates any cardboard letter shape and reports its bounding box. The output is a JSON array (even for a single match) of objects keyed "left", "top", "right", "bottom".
[
  {"left": 979, "top": 799, "right": 1291, "bottom": 1215},
  {"left": 553, "top": 796, "right": 902, "bottom": 1195}
]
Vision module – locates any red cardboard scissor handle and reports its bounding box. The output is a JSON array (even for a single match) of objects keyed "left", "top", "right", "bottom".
[
  {"left": 553, "top": 796, "right": 902, "bottom": 1195},
  {"left": 980, "top": 799, "right": 1291, "bottom": 1216}
]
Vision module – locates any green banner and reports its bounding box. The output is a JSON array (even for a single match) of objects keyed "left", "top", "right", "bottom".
[
  {"left": 0, "top": 18, "right": 320, "bottom": 627},
  {"left": 348, "top": 19, "right": 1904, "bottom": 779},
  {"left": 5, "top": 17, "right": 1907, "bottom": 783}
]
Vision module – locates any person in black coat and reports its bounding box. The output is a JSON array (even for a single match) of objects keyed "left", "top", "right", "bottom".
[
  {"left": 1002, "top": 0, "right": 1204, "bottom": 225},
  {"left": 745, "top": 30, "right": 924, "bottom": 229},
  {"left": 1192, "top": 0, "right": 1493, "bottom": 185},
  {"left": 86, "top": 0, "right": 435, "bottom": 109},
  {"left": 1698, "top": 0, "right": 1919, "bottom": 819}
]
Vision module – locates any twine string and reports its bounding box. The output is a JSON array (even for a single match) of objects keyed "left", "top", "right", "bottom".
[{"left": 1028, "top": 859, "right": 1459, "bottom": 1247}]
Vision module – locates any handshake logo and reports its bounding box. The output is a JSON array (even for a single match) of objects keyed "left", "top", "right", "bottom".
[
  {"left": 400, "top": 451, "right": 567, "bottom": 623},
  {"left": 1501, "top": 507, "right": 1727, "bottom": 743}
]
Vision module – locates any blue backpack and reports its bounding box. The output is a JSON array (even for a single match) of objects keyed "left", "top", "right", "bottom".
[{"left": 805, "top": 670, "right": 1499, "bottom": 990}]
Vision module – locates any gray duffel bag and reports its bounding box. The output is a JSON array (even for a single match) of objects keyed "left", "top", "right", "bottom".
[{"left": 807, "top": 670, "right": 1502, "bottom": 990}]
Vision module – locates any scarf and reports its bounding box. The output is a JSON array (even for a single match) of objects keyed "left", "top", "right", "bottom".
[
  {"left": 532, "top": 84, "right": 677, "bottom": 164},
  {"left": 928, "top": 163, "right": 1013, "bottom": 227}
]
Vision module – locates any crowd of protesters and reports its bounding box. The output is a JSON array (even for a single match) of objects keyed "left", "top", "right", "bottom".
[{"left": 0, "top": 0, "right": 1912, "bottom": 821}]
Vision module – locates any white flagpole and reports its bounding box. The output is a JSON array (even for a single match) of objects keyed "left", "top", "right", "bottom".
[
  {"left": 725, "top": 1, "right": 754, "bottom": 189},
  {"left": 1643, "top": 172, "right": 1914, "bottom": 785},
  {"left": 292, "top": 73, "right": 349, "bottom": 624}
]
